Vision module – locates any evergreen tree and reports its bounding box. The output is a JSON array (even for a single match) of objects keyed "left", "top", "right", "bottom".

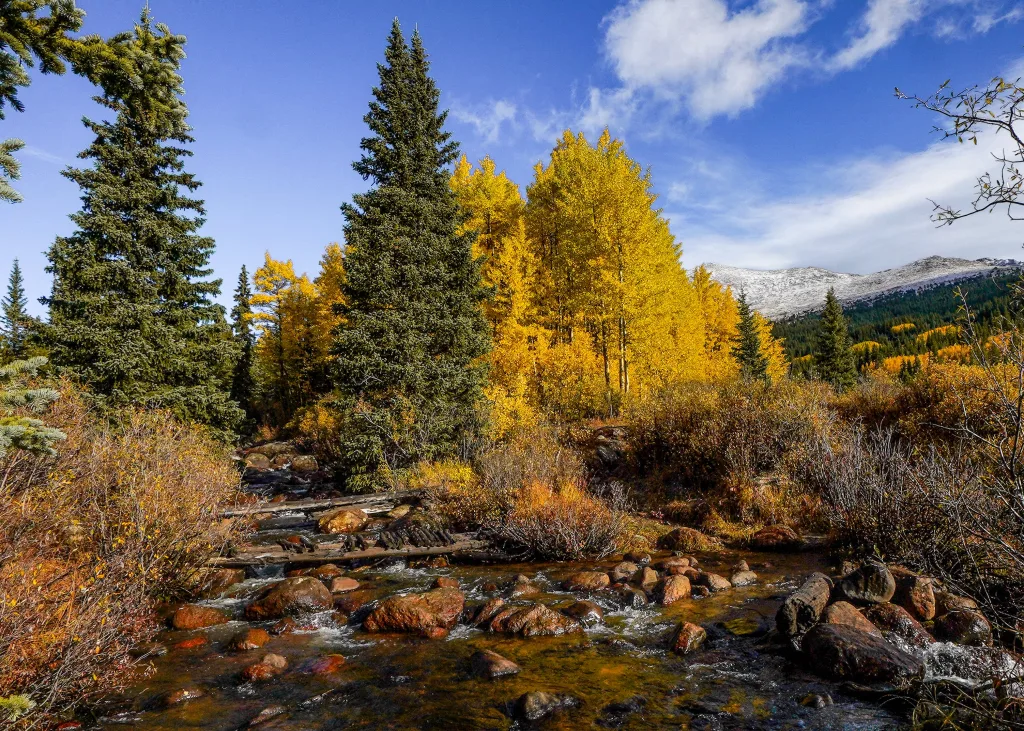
[
  {"left": 732, "top": 291, "right": 768, "bottom": 382},
  {"left": 230, "top": 265, "right": 256, "bottom": 421},
  {"left": 1, "top": 258, "right": 30, "bottom": 359},
  {"left": 815, "top": 288, "right": 857, "bottom": 390},
  {"left": 43, "top": 12, "right": 241, "bottom": 434},
  {"left": 0, "top": 356, "right": 64, "bottom": 459},
  {"left": 333, "top": 20, "right": 490, "bottom": 471}
]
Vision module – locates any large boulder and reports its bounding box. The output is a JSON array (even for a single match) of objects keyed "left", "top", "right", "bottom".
[
  {"left": 363, "top": 588, "right": 465, "bottom": 635},
  {"left": 171, "top": 604, "right": 230, "bottom": 630},
  {"left": 562, "top": 571, "right": 610, "bottom": 592},
  {"left": 749, "top": 525, "right": 805, "bottom": 551},
  {"left": 802, "top": 624, "right": 925, "bottom": 688},
  {"left": 934, "top": 591, "right": 978, "bottom": 616},
  {"left": 890, "top": 568, "right": 936, "bottom": 621},
  {"left": 862, "top": 602, "right": 934, "bottom": 649},
  {"left": 244, "top": 453, "right": 271, "bottom": 471},
  {"left": 933, "top": 610, "right": 993, "bottom": 647},
  {"left": 839, "top": 560, "right": 895, "bottom": 605},
  {"left": 318, "top": 508, "right": 369, "bottom": 535},
  {"left": 776, "top": 573, "right": 833, "bottom": 638},
  {"left": 488, "top": 603, "right": 582, "bottom": 637},
  {"left": 245, "top": 577, "right": 333, "bottom": 620},
  {"left": 659, "top": 575, "right": 692, "bottom": 606},
  {"left": 822, "top": 601, "right": 881, "bottom": 636}
]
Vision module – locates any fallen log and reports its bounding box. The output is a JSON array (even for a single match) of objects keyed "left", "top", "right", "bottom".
[
  {"left": 220, "top": 490, "right": 419, "bottom": 518},
  {"left": 776, "top": 572, "right": 833, "bottom": 638},
  {"left": 208, "top": 534, "right": 491, "bottom": 567}
]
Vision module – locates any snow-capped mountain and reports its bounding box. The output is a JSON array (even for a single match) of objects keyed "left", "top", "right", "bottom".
[{"left": 704, "top": 256, "right": 1023, "bottom": 319}]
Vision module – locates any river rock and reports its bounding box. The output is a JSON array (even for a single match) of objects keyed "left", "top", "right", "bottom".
[
  {"left": 802, "top": 624, "right": 924, "bottom": 687},
  {"left": 162, "top": 687, "right": 204, "bottom": 707},
  {"left": 637, "top": 566, "right": 659, "bottom": 589},
  {"left": 890, "top": 568, "right": 936, "bottom": 621},
  {"left": 171, "top": 604, "right": 229, "bottom": 630},
  {"left": 473, "top": 597, "right": 507, "bottom": 627},
  {"left": 933, "top": 610, "right": 992, "bottom": 647},
  {"left": 562, "top": 571, "right": 611, "bottom": 592},
  {"left": 839, "top": 560, "right": 895, "bottom": 605},
  {"left": 173, "top": 636, "right": 208, "bottom": 651},
  {"left": 291, "top": 455, "right": 318, "bottom": 473},
  {"left": 318, "top": 507, "right": 369, "bottom": 534},
  {"left": 659, "top": 575, "right": 692, "bottom": 606},
  {"left": 822, "top": 601, "right": 881, "bottom": 635},
  {"left": 599, "top": 696, "right": 648, "bottom": 727},
  {"left": 329, "top": 577, "right": 360, "bottom": 594},
  {"left": 749, "top": 525, "right": 805, "bottom": 551},
  {"left": 488, "top": 603, "right": 582, "bottom": 637},
  {"left": 241, "top": 653, "right": 288, "bottom": 682},
  {"left": 730, "top": 570, "right": 758, "bottom": 587},
  {"left": 363, "top": 588, "right": 465, "bottom": 635},
  {"left": 776, "top": 573, "right": 833, "bottom": 637},
  {"left": 672, "top": 621, "right": 707, "bottom": 654},
  {"left": 658, "top": 526, "right": 719, "bottom": 552},
  {"left": 248, "top": 705, "right": 286, "bottom": 725},
  {"left": 513, "top": 691, "right": 580, "bottom": 722},
  {"left": 432, "top": 576, "right": 459, "bottom": 590},
  {"left": 310, "top": 564, "right": 344, "bottom": 580},
  {"left": 611, "top": 561, "right": 639, "bottom": 582},
  {"left": 245, "top": 453, "right": 271, "bottom": 470},
  {"left": 563, "top": 600, "right": 604, "bottom": 625},
  {"left": 302, "top": 654, "right": 346, "bottom": 676},
  {"left": 934, "top": 591, "right": 978, "bottom": 616},
  {"left": 200, "top": 568, "right": 246, "bottom": 598},
  {"left": 334, "top": 589, "right": 376, "bottom": 614},
  {"left": 471, "top": 649, "right": 520, "bottom": 679},
  {"left": 696, "top": 573, "right": 731, "bottom": 592},
  {"left": 655, "top": 557, "right": 690, "bottom": 571},
  {"left": 229, "top": 628, "right": 271, "bottom": 651},
  {"left": 732, "top": 560, "right": 749, "bottom": 572},
  {"left": 624, "top": 552, "right": 651, "bottom": 565},
  {"left": 245, "top": 577, "right": 333, "bottom": 620},
  {"left": 508, "top": 575, "right": 540, "bottom": 599},
  {"left": 614, "top": 585, "right": 649, "bottom": 609},
  {"left": 862, "top": 602, "right": 934, "bottom": 649}
]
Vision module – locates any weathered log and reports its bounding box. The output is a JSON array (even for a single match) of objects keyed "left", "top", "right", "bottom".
[
  {"left": 220, "top": 490, "right": 419, "bottom": 518},
  {"left": 208, "top": 534, "right": 490, "bottom": 568},
  {"left": 776, "top": 572, "right": 833, "bottom": 637}
]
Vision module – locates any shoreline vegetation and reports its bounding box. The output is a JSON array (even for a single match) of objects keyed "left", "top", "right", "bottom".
[{"left": 2, "top": 3, "right": 1024, "bottom": 728}]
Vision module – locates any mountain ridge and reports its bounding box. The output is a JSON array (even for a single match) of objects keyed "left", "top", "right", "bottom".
[{"left": 704, "top": 255, "right": 1023, "bottom": 319}]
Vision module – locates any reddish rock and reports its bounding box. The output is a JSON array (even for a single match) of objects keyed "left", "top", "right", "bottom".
[
  {"left": 423, "top": 626, "right": 449, "bottom": 639},
  {"left": 659, "top": 575, "right": 692, "bottom": 606},
  {"left": 696, "top": 573, "right": 732, "bottom": 592},
  {"left": 310, "top": 564, "right": 344, "bottom": 580},
  {"left": 863, "top": 602, "right": 934, "bottom": 649},
  {"left": 471, "top": 649, "right": 521, "bottom": 679},
  {"left": 563, "top": 600, "right": 604, "bottom": 625},
  {"left": 433, "top": 576, "right": 459, "bottom": 589},
  {"left": 654, "top": 557, "right": 690, "bottom": 571},
  {"left": 802, "top": 624, "right": 924, "bottom": 688},
  {"left": 334, "top": 589, "right": 376, "bottom": 614},
  {"left": 610, "top": 561, "right": 639, "bottom": 582},
  {"left": 562, "top": 571, "right": 611, "bottom": 592},
  {"left": 890, "top": 568, "right": 936, "bottom": 621},
  {"left": 482, "top": 582, "right": 498, "bottom": 593},
  {"left": 241, "top": 653, "right": 288, "bottom": 682},
  {"left": 318, "top": 507, "right": 369, "bottom": 534},
  {"left": 200, "top": 568, "right": 246, "bottom": 598},
  {"left": 302, "top": 654, "right": 346, "bottom": 675},
  {"left": 269, "top": 617, "right": 299, "bottom": 635},
  {"left": 473, "top": 597, "right": 508, "bottom": 627},
  {"left": 672, "top": 621, "right": 707, "bottom": 654},
  {"left": 934, "top": 610, "right": 993, "bottom": 647},
  {"left": 934, "top": 591, "right": 978, "bottom": 616},
  {"left": 229, "top": 628, "right": 271, "bottom": 651},
  {"left": 328, "top": 577, "right": 360, "bottom": 594},
  {"left": 173, "top": 636, "right": 208, "bottom": 651},
  {"left": 488, "top": 603, "right": 583, "bottom": 637},
  {"left": 363, "top": 588, "right": 466, "bottom": 634},
  {"left": 245, "top": 577, "right": 333, "bottom": 620},
  {"left": 749, "top": 524, "right": 805, "bottom": 551},
  {"left": 171, "top": 604, "right": 229, "bottom": 630},
  {"left": 822, "top": 601, "right": 881, "bottom": 636},
  {"left": 638, "top": 566, "right": 660, "bottom": 589},
  {"left": 508, "top": 578, "right": 540, "bottom": 599}
]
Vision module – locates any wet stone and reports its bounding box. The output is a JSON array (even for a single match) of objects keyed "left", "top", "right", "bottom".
[
  {"left": 329, "top": 577, "right": 360, "bottom": 593},
  {"left": 839, "top": 560, "right": 895, "bottom": 605},
  {"left": 862, "top": 602, "right": 934, "bottom": 649},
  {"left": 672, "top": 621, "right": 707, "bottom": 654},
  {"left": 162, "top": 687, "right": 204, "bottom": 707},
  {"left": 302, "top": 654, "right": 346, "bottom": 676},
  {"left": 488, "top": 603, "right": 583, "bottom": 637},
  {"left": 171, "top": 604, "right": 229, "bottom": 630},
  {"left": 822, "top": 601, "right": 881, "bottom": 636},
  {"left": 696, "top": 573, "right": 731, "bottom": 592},
  {"left": 563, "top": 600, "right": 604, "bottom": 625},
  {"left": 659, "top": 575, "right": 692, "bottom": 606},
  {"left": 470, "top": 649, "right": 521, "bottom": 679},
  {"left": 245, "top": 577, "right": 333, "bottom": 620},
  {"left": 597, "top": 695, "right": 647, "bottom": 728},
  {"left": 799, "top": 693, "right": 833, "bottom": 709},
  {"left": 241, "top": 653, "right": 288, "bottom": 682},
  {"left": 229, "top": 628, "right": 271, "bottom": 651},
  {"left": 513, "top": 691, "right": 581, "bottom": 722},
  {"left": 802, "top": 624, "right": 924, "bottom": 688},
  {"left": 890, "top": 568, "right": 935, "bottom": 621},
  {"left": 562, "top": 571, "right": 611, "bottom": 592},
  {"left": 730, "top": 570, "right": 758, "bottom": 587},
  {"left": 933, "top": 610, "right": 992, "bottom": 647},
  {"left": 363, "top": 587, "right": 465, "bottom": 635},
  {"left": 934, "top": 591, "right": 978, "bottom": 616},
  {"left": 610, "top": 561, "right": 638, "bottom": 583}
]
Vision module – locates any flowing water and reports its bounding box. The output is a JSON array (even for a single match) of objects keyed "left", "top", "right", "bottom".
[{"left": 97, "top": 548, "right": 920, "bottom": 730}]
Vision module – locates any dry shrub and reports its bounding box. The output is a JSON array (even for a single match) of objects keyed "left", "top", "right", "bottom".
[
  {"left": 0, "top": 385, "right": 239, "bottom": 724},
  {"left": 291, "top": 398, "right": 346, "bottom": 464},
  {"left": 408, "top": 459, "right": 488, "bottom": 532}
]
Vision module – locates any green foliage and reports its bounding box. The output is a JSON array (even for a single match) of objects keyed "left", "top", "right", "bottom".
[
  {"left": 0, "top": 136, "right": 21, "bottom": 202},
  {"left": 0, "top": 356, "right": 64, "bottom": 459},
  {"left": 332, "top": 20, "right": 490, "bottom": 474},
  {"left": 42, "top": 11, "right": 241, "bottom": 436},
  {"left": 230, "top": 265, "right": 256, "bottom": 424},
  {"left": 1, "top": 257, "right": 32, "bottom": 358},
  {"left": 814, "top": 288, "right": 857, "bottom": 390},
  {"left": 0, "top": 693, "right": 35, "bottom": 722},
  {"left": 732, "top": 291, "right": 768, "bottom": 381}
]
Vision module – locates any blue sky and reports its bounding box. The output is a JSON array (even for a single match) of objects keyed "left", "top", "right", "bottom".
[{"left": 3, "top": 0, "right": 1024, "bottom": 316}]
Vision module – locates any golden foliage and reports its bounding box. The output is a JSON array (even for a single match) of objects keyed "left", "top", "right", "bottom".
[
  {"left": 915, "top": 324, "right": 960, "bottom": 344},
  {"left": 891, "top": 322, "right": 916, "bottom": 334},
  {"left": 851, "top": 341, "right": 882, "bottom": 354}
]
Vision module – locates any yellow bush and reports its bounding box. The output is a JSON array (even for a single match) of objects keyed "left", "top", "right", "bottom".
[{"left": 407, "top": 459, "right": 489, "bottom": 531}]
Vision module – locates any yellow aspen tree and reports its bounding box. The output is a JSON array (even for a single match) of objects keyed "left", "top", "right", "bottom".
[
  {"left": 692, "top": 265, "right": 741, "bottom": 381},
  {"left": 754, "top": 312, "right": 789, "bottom": 383}
]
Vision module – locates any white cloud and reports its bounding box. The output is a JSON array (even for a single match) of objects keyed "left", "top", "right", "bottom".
[
  {"left": 450, "top": 99, "right": 517, "bottom": 143},
  {"left": 675, "top": 132, "right": 1024, "bottom": 273},
  {"left": 21, "top": 145, "right": 67, "bottom": 166},
  {"left": 603, "top": 0, "right": 812, "bottom": 119},
  {"left": 829, "top": 0, "right": 925, "bottom": 70}
]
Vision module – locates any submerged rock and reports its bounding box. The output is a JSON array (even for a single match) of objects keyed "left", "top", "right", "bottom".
[
  {"left": 171, "top": 604, "right": 229, "bottom": 630},
  {"left": 488, "top": 603, "right": 582, "bottom": 637},
  {"left": 730, "top": 570, "right": 758, "bottom": 587},
  {"left": 598, "top": 695, "right": 647, "bottom": 728},
  {"left": 229, "top": 628, "right": 271, "bottom": 651},
  {"left": 671, "top": 621, "right": 707, "bottom": 654},
  {"left": 563, "top": 600, "right": 604, "bottom": 625},
  {"left": 162, "top": 687, "right": 204, "bottom": 707},
  {"left": 245, "top": 577, "right": 333, "bottom": 620},
  {"left": 508, "top": 576, "right": 540, "bottom": 599},
  {"left": 802, "top": 624, "right": 924, "bottom": 687},
  {"left": 562, "top": 571, "right": 611, "bottom": 592},
  {"left": 839, "top": 561, "right": 895, "bottom": 605},
  {"left": 933, "top": 610, "right": 992, "bottom": 647},
  {"left": 302, "top": 654, "right": 346, "bottom": 676},
  {"left": 696, "top": 573, "right": 732, "bottom": 592},
  {"left": 513, "top": 691, "right": 580, "bottom": 722},
  {"left": 363, "top": 587, "right": 465, "bottom": 635},
  {"left": 241, "top": 653, "right": 288, "bottom": 682},
  {"left": 470, "top": 649, "right": 520, "bottom": 679}
]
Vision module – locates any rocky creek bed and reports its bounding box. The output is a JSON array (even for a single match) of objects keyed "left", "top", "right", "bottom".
[{"left": 76, "top": 448, "right": 1023, "bottom": 730}]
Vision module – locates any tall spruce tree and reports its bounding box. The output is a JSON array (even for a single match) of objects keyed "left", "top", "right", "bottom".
[
  {"left": 43, "top": 12, "right": 241, "bottom": 434},
  {"left": 1, "top": 258, "right": 30, "bottom": 359},
  {"left": 333, "top": 20, "right": 490, "bottom": 472},
  {"left": 815, "top": 288, "right": 857, "bottom": 390},
  {"left": 230, "top": 265, "right": 256, "bottom": 421},
  {"left": 732, "top": 291, "right": 769, "bottom": 382}
]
